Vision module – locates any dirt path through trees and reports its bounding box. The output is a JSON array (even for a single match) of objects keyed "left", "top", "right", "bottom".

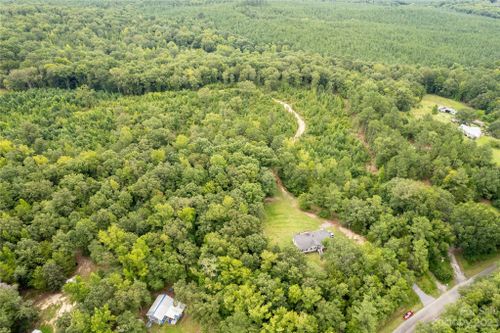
[
  {"left": 273, "top": 99, "right": 366, "bottom": 244},
  {"left": 449, "top": 249, "right": 467, "bottom": 283},
  {"left": 274, "top": 99, "right": 306, "bottom": 140}
]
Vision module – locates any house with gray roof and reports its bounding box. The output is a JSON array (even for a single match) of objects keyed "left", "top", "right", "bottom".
[
  {"left": 293, "top": 230, "right": 334, "bottom": 254},
  {"left": 147, "top": 294, "right": 186, "bottom": 326}
]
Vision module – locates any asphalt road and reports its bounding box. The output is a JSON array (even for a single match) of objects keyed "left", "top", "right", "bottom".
[
  {"left": 393, "top": 264, "right": 498, "bottom": 333},
  {"left": 412, "top": 284, "right": 435, "bottom": 306}
]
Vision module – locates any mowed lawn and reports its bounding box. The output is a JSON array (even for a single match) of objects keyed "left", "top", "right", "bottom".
[
  {"left": 263, "top": 180, "right": 357, "bottom": 251},
  {"left": 149, "top": 315, "right": 200, "bottom": 333},
  {"left": 455, "top": 251, "right": 500, "bottom": 278},
  {"left": 264, "top": 187, "right": 337, "bottom": 248},
  {"left": 411, "top": 94, "right": 500, "bottom": 166},
  {"left": 411, "top": 94, "right": 469, "bottom": 122}
]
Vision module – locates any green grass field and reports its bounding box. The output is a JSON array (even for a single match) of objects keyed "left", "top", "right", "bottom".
[
  {"left": 263, "top": 186, "right": 346, "bottom": 247},
  {"left": 149, "top": 315, "right": 200, "bottom": 333},
  {"left": 455, "top": 252, "right": 500, "bottom": 278},
  {"left": 410, "top": 94, "right": 469, "bottom": 122},
  {"left": 263, "top": 181, "right": 355, "bottom": 272},
  {"left": 416, "top": 272, "right": 440, "bottom": 298}
]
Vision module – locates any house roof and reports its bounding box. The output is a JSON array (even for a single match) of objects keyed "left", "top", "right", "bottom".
[
  {"left": 459, "top": 124, "right": 482, "bottom": 138},
  {"left": 293, "top": 230, "right": 333, "bottom": 251},
  {"left": 147, "top": 294, "right": 185, "bottom": 321}
]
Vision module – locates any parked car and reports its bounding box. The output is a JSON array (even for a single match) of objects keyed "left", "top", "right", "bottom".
[{"left": 403, "top": 311, "right": 414, "bottom": 320}]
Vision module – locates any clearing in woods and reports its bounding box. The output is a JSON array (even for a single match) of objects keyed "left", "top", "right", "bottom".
[
  {"left": 410, "top": 94, "right": 471, "bottom": 122},
  {"left": 30, "top": 255, "right": 98, "bottom": 333},
  {"left": 265, "top": 101, "right": 366, "bottom": 248},
  {"left": 263, "top": 179, "right": 366, "bottom": 248},
  {"left": 411, "top": 94, "right": 500, "bottom": 166}
]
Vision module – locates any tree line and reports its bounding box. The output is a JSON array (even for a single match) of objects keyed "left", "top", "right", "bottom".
[{"left": 0, "top": 1, "right": 498, "bottom": 332}]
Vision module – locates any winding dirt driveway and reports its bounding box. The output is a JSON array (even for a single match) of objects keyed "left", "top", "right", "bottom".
[
  {"left": 273, "top": 99, "right": 366, "bottom": 244},
  {"left": 274, "top": 99, "right": 306, "bottom": 140}
]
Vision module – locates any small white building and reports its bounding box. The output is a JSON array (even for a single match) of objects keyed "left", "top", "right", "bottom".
[
  {"left": 459, "top": 124, "right": 482, "bottom": 139},
  {"left": 147, "top": 294, "right": 186, "bottom": 326}
]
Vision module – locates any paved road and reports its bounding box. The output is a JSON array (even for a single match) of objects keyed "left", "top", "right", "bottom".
[
  {"left": 393, "top": 264, "right": 497, "bottom": 333},
  {"left": 412, "top": 284, "right": 435, "bottom": 306}
]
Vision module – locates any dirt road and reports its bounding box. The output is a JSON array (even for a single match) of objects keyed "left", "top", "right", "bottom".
[
  {"left": 271, "top": 100, "right": 366, "bottom": 244},
  {"left": 449, "top": 249, "right": 467, "bottom": 283},
  {"left": 274, "top": 99, "right": 306, "bottom": 140}
]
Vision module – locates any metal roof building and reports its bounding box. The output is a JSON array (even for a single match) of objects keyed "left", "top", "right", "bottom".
[
  {"left": 459, "top": 124, "right": 482, "bottom": 139},
  {"left": 147, "top": 294, "right": 186, "bottom": 326}
]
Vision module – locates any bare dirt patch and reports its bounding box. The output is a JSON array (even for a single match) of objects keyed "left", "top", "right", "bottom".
[
  {"left": 35, "top": 292, "right": 74, "bottom": 327},
  {"left": 30, "top": 254, "right": 98, "bottom": 330},
  {"left": 320, "top": 220, "right": 366, "bottom": 245},
  {"left": 75, "top": 253, "right": 96, "bottom": 278}
]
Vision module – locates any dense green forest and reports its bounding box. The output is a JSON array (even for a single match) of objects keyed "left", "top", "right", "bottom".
[
  {"left": 166, "top": 0, "right": 500, "bottom": 66},
  {"left": 0, "top": 1, "right": 499, "bottom": 333},
  {"left": 438, "top": 0, "right": 500, "bottom": 19}
]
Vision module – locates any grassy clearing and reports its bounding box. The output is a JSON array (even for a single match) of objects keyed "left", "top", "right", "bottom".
[
  {"left": 263, "top": 182, "right": 355, "bottom": 272},
  {"left": 416, "top": 272, "right": 440, "bottom": 297},
  {"left": 149, "top": 315, "right": 200, "bottom": 333},
  {"left": 263, "top": 186, "right": 347, "bottom": 248},
  {"left": 455, "top": 252, "right": 500, "bottom": 278},
  {"left": 410, "top": 94, "right": 469, "bottom": 123},
  {"left": 411, "top": 94, "right": 500, "bottom": 166},
  {"left": 477, "top": 135, "right": 500, "bottom": 166},
  {"left": 377, "top": 290, "right": 422, "bottom": 333},
  {"left": 263, "top": 188, "right": 327, "bottom": 247},
  {"left": 40, "top": 325, "right": 53, "bottom": 333},
  {"left": 306, "top": 252, "right": 326, "bottom": 272}
]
